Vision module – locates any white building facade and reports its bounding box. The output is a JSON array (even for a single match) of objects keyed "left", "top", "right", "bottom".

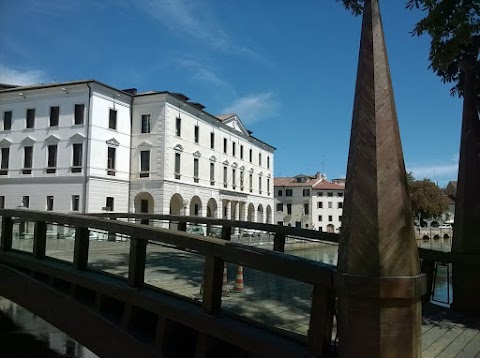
[
  {"left": 0, "top": 80, "right": 275, "bottom": 223},
  {"left": 274, "top": 173, "right": 345, "bottom": 232}
]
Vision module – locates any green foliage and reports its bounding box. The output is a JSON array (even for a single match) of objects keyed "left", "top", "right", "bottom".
[
  {"left": 408, "top": 176, "right": 448, "bottom": 220},
  {"left": 336, "top": 0, "right": 480, "bottom": 101}
]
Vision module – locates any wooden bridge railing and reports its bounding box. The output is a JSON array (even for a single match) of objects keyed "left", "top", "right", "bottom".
[{"left": 0, "top": 209, "right": 336, "bottom": 357}]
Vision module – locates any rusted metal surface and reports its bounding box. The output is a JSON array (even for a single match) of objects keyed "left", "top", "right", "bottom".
[{"left": 336, "top": 0, "right": 423, "bottom": 356}]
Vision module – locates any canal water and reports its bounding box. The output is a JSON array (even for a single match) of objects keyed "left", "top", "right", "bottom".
[{"left": 0, "top": 241, "right": 451, "bottom": 357}]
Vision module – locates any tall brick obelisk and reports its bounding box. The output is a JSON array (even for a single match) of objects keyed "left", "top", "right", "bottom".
[{"left": 336, "top": 0, "right": 425, "bottom": 356}]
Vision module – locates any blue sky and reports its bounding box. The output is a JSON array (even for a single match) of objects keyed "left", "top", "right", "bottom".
[{"left": 0, "top": 0, "right": 462, "bottom": 187}]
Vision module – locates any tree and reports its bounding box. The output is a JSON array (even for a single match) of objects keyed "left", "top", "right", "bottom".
[
  {"left": 408, "top": 177, "right": 448, "bottom": 221},
  {"left": 336, "top": 0, "right": 480, "bottom": 102}
]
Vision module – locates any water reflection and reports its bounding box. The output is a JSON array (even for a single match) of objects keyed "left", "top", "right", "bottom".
[
  {"left": 0, "top": 296, "right": 97, "bottom": 358},
  {"left": 287, "top": 240, "right": 452, "bottom": 306}
]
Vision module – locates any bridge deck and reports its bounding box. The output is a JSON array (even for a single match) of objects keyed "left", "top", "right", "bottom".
[{"left": 9, "top": 237, "right": 480, "bottom": 357}]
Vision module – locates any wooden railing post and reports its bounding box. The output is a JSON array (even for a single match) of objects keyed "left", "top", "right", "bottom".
[
  {"left": 73, "top": 227, "right": 90, "bottom": 270},
  {"left": 108, "top": 218, "right": 117, "bottom": 242},
  {"left": 33, "top": 221, "right": 47, "bottom": 259},
  {"left": 1, "top": 216, "right": 13, "bottom": 251},
  {"left": 202, "top": 225, "right": 232, "bottom": 314},
  {"left": 128, "top": 238, "right": 147, "bottom": 288},
  {"left": 273, "top": 232, "right": 286, "bottom": 252},
  {"left": 178, "top": 220, "right": 187, "bottom": 232},
  {"left": 420, "top": 259, "right": 435, "bottom": 303},
  {"left": 307, "top": 284, "right": 335, "bottom": 356}
]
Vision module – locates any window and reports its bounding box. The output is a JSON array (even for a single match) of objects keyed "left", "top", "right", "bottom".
[
  {"left": 141, "top": 199, "right": 148, "bottom": 213},
  {"left": 141, "top": 114, "right": 151, "bottom": 133},
  {"left": 258, "top": 176, "right": 262, "bottom": 194},
  {"left": 278, "top": 189, "right": 283, "bottom": 196},
  {"left": 72, "top": 143, "right": 83, "bottom": 172},
  {"left": 339, "top": 216, "right": 343, "bottom": 222},
  {"left": 106, "top": 197, "right": 114, "bottom": 211},
  {"left": 249, "top": 149, "right": 252, "bottom": 162},
  {"left": 22, "top": 196, "right": 29, "bottom": 208},
  {"left": 175, "top": 117, "right": 181, "bottom": 137},
  {"left": 194, "top": 125, "right": 199, "bottom": 143},
  {"left": 232, "top": 169, "right": 236, "bottom": 189},
  {"left": 240, "top": 170, "right": 244, "bottom": 190},
  {"left": 74, "top": 104, "right": 84, "bottom": 125},
  {"left": 338, "top": 192, "right": 344, "bottom": 197},
  {"left": 317, "top": 192, "right": 323, "bottom": 196},
  {"left": 0, "top": 147, "right": 9, "bottom": 175},
  {"left": 72, "top": 195, "right": 80, "bottom": 211},
  {"left": 232, "top": 142, "right": 236, "bottom": 157},
  {"left": 23, "top": 146, "right": 33, "bottom": 174},
  {"left": 295, "top": 221, "right": 301, "bottom": 228},
  {"left": 194, "top": 158, "right": 199, "bottom": 183},
  {"left": 259, "top": 153, "right": 262, "bottom": 166},
  {"left": 210, "top": 162, "right": 215, "bottom": 185},
  {"left": 303, "top": 189, "right": 310, "bottom": 197},
  {"left": 328, "top": 202, "right": 333, "bottom": 209},
  {"left": 210, "top": 132, "right": 215, "bottom": 149},
  {"left": 26, "top": 108, "right": 35, "bottom": 128},
  {"left": 267, "top": 178, "right": 270, "bottom": 195},
  {"left": 286, "top": 189, "right": 292, "bottom": 197},
  {"left": 287, "top": 203, "right": 292, "bottom": 215},
  {"left": 249, "top": 173, "right": 253, "bottom": 192},
  {"left": 328, "top": 215, "right": 333, "bottom": 222},
  {"left": 223, "top": 138, "right": 227, "bottom": 154},
  {"left": 0, "top": 196, "right": 4, "bottom": 209},
  {"left": 3, "top": 111, "right": 12, "bottom": 130},
  {"left": 174, "top": 152, "right": 181, "bottom": 179},
  {"left": 338, "top": 202, "right": 343, "bottom": 209},
  {"left": 267, "top": 156, "right": 270, "bottom": 169},
  {"left": 327, "top": 192, "right": 333, "bottom": 197},
  {"left": 318, "top": 215, "right": 323, "bottom": 221},
  {"left": 240, "top": 145, "right": 244, "bottom": 159},
  {"left": 304, "top": 203, "right": 309, "bottom": 215},
  {"left": 318, "top": 202, "right": 323, "bottom": 209},
  {"left": 47, "top": 145, "right": 57, "bottom": 173},
  {"left": 107, "top": 147, "right": 116, "bottom": 175},
  {"left": 50, "top": 106, "right": 59, "bottom": 126},
  {"left": 46, "top": 196, "right": 54, "bottom": 211},
  {"left": 276, "top": 203, "right": 283, "bottom": 212},
  {"left": 109, "top": 109, "right": 117, "bottom": 129},
  {"left": 277, "top": 221, "right": 283, "bottom": 226},
  {"left": 223, "top": 166, "right": 228, "bottom": 188},
  {"left": 140, "top": 150, "right": 150, "bottom": 177}
]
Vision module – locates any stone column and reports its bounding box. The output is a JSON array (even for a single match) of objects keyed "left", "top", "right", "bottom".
[
  {"left": 451, "top": 58, "right": 480, "bottom": 314},
  {"left": 225, "top": 201, "right": 232, "bottom": 220},
  {"left": 336, "top": 1, "right": 425, "bottom": 357}
]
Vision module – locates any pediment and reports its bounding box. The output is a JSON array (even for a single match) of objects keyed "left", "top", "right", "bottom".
[
  {"left": 70, "top": 133, "right": 86, "bottom": 142},
  {"left": 173, "top": 144, "right": 184, "bottom": 152},
  {"left": 138, "top": 140, "right": 153, "bottom": 148},
  {"left": 223, "top": 160, "right": 229, "bottom": 166},
  {"left": 249, "top": 168, "right": 254, "bottom": 173},
  {"left": 222, "top": 115, "right": 250, "bottom": 136},
  {"left": 193, "top": 150, "right": 201, "bottom": 158},
  {"left": 0, "top": 138, "right": 12, "bottom": 146},
  {"left": 21, "top": 136, "right": 36, "bottom": 145},
  {"left": 209, "top": 155, "right": 217, "bottom": 162},
  {"left": 231, "top": 162, "right": 238, "bottom": 168},
  {"left": 240, "top": 165, "right": 245, "bottom": 170},
  {"left": 106, "top": 138, "right": 119, "bottom": 147},
  {"left": 45, "top": 134, "right": 60, "bottom": 144}
]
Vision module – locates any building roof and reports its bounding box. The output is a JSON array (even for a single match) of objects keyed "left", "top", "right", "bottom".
[
  {"left": 216, "top": 113, "right": 236, "bottom": 121},
  {"left": 313, "top": 181, "right": 345, "bottom": 190},
  {"left": 274, "top": 177, "right": 320, "bottom": 187}
]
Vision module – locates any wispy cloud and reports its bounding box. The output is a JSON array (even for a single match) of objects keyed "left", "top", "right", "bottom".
[
  {"left": 138, "top": 0, "right": 266, "bottom": 63},
  {"left": 221, "top": 92, "right": 279, "bottom": 124},
  {"left": 407, "top": 157, "right": 458, "bottom": 186},
  {"left": 177, "top": 59, "right": 230, "bottom": 88},
  {"left": 0, "top": 64, "right": 47, "bottom": 85},
  {"left": 27, "top": 0, "right": 79, "bottom": 16}
]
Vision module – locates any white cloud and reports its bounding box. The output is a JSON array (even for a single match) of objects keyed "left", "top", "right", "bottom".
[
  {"left": 221, "top": 92, "right": 279, "bottom": 124},
  {"left": 177, "top": 59, "right": 229, "bottom": 88},
  {"left": 407, "top": 157, "right": 458, "bottom": 186},
  {"left": 0, "top": 65, "right": 47, "bottom": 86},
  {"left": 139, "top": 0, "right": 265, "bottom": 62}
]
